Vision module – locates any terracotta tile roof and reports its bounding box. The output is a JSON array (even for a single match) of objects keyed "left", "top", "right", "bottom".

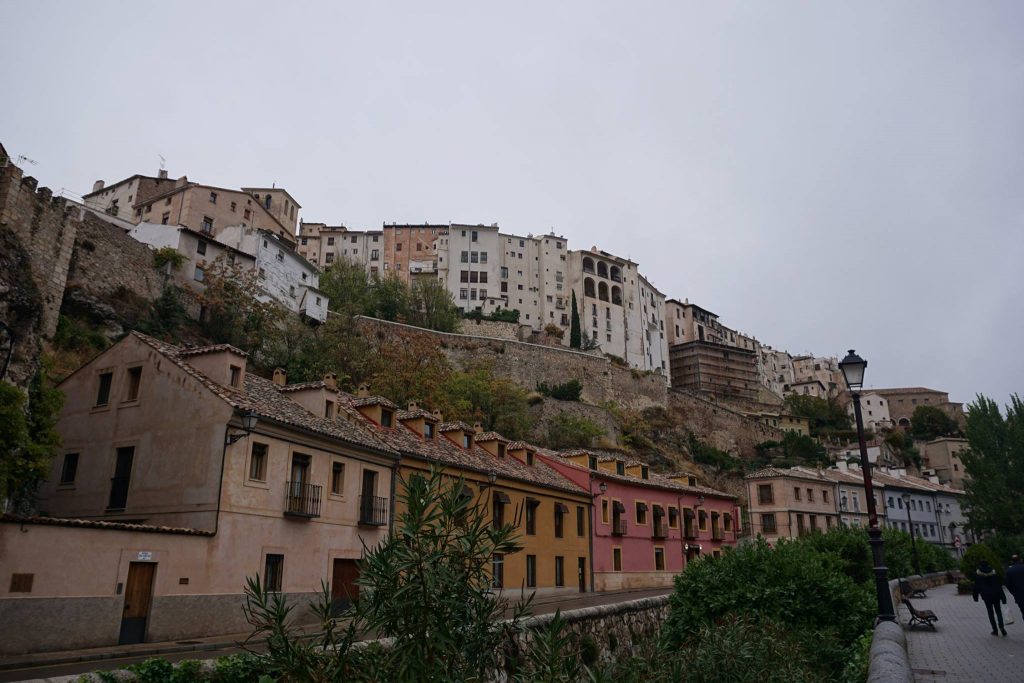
[
  {"left": 475, "top": 431, "right": 509, "bottom": 443},
  {"left": 397, "top": 408, "right": 437, "bottom": 421},
  {"left": 336, "top": 394, "right": 585, "bottom": 496},
  {"left": 351, "top": 395, "right": 400, "bottom": 410},
  {"left": 506, "top": 441, "right": 531, "bottom": 451},
  {"left": 277, "top": 380, "right": 334, "bottom": 393},
  {"left": 744, "top": 465, "right": 833, "bottom": 483},
  {"left": 438, "top": 421, "right": 475, "bottom": 433},
  {"left": 131, "top": 332, "right": 396, "bottom": 456},
  {"left": 539, "top": 450, "right": 736, "bottom": 500},
  {"left": 179, "top": 343, "right": 248, "bottom": 358},
  {"left": 1, "top": 514, "right": 215, "bottom": 536}
]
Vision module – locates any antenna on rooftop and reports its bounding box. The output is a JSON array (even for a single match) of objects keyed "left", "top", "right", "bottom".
[
  {"left": 16, "top": 155, "right": 38, "bottom": 166},
  {"left": 158, "top": 154, "right": 166, "bottom": 171}
]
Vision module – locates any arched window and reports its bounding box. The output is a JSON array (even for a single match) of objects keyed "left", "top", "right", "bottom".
[
  {"left": 611, "top": 285, "right": 622, "bottom": 305},
  {"left": 610, "top": 265, "right": 621, "bottom": 282},
  {"left": 598, "top": 282, "right": 609, "bottom": 302},
  {"left": 582, "top": 257, "right": 595, "bottom": 274},
  {"left": 584, "top": 278, "right": 596, "bottom": 298},
  {"left": 597, "top": 261, "right": 608, "bottom": 278}
]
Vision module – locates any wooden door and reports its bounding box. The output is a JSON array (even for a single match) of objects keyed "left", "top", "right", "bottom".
[
  {"left": 119, "top": 562, "right": 155, "bottom": 644},
  {"left": 577, "top": 558, "right": 586, "bottom": 593},
  {"left": 331, "top": 559, "right": 360, "bottom": 614}
]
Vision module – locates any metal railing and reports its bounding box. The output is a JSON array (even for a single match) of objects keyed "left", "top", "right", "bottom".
[
  {"left": 612, "top": 518, "right": 627, "bottom": 536},
  {"left": 652, "top": 522, "right": 667, "bottom": 539},
  {"left": 359, "top": 495, "right": 389, "bottom": 526},
  {"left": 683, "top": 521, "right": 697, "bottom": 539},
  {"left": 284, "top": 481, "right": 322, "bottom": 518}
]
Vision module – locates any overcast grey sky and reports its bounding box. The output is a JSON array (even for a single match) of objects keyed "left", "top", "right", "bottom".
[{"left": 3, "top": 1, "right": 1022, "bottom": 406}]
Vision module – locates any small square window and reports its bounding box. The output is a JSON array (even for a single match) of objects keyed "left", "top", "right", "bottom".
[
  {"left": 196, "top": 241, "right": 207, "bottom": 256},
  {"left": 249, "top": 443, "right": 268, "bottom": 481},
  {"left": 60, "top": 453, "right": 79, "bottom": 485},
  {"left": 125, "top": 366, "right": 142, "bottom": 401},
  {"left": 96, "top": 372, "right": 113, "bottom": 406},
  {"left": 331, "top": 462, "right": 345, "bottom": 495},
  {"left": 264, "top": 554, "right": 284, "bottom": 592}
]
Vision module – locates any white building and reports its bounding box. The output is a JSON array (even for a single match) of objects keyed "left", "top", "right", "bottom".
[
  {"left": 128, "top": 223, "right": 256, "bottom": 290},
  {"left": 845, "top": 392, "right": 892, "bottom": 432}
]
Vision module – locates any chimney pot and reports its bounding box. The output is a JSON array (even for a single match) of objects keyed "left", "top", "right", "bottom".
[
  {"left": 432, "top": 409, "right": 443, "bottom": 421},
  {"left": 357, "top": 383, "right": 370, "bottom": 398},
  {"left": 92, "top": 180, "right": 105, "bottom": 193},
  {"left": 474, "top": 422, "right": 483, "bottom": 433},
  {"left": 272, "top": 368, "right": 287, "bottom": 386},
  {"left": 408, "top": 400, "right": 419, "bottom": 410},
  {"left": 158, "top": 169, "right": 168, "bottom": 180},
  {"left": 323, "top": 372, "right": 337, "bottom": 389}
]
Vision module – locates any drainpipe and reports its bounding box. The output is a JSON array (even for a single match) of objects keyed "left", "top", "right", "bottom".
[
  {"left": 389, "top": 461, "right": 398, "bottom": 535},
  {"left": 588, "top": 472, "right": 595, "bottom": 593}
]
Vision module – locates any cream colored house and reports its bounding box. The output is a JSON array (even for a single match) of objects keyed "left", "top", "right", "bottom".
[
  {"left": 744, "top": 466, "right": 840, "bottom": 540},
  {"left": 1, "top": 333, "right": 397, "bottom": 655}
]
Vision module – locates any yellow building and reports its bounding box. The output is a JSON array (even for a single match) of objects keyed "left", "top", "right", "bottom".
[{"left": 337, "top": 393, "right": 593, "bottom": 597}]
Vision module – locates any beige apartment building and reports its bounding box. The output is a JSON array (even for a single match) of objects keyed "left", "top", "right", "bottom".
[
  {"left": 744, "top": 466, "right": 840, "bottom": 540},
  {"left": 872, "top": 387, "right": 965, "bottom": 428},
  {"left": 665, "top": 299, "right": 757, "bottom": 353},
  {"left": 83, "top": 172, "right": 299, "bottom": 246},
  {"left": 844, "top": 391, "right": 893, "bottom": 432},
  {"left": 297, "top": 221, "right": 385, "bottom": 274},
  {"left": 919, "top": 437, "right": 970, "bottom": 489},
  {"left": 0, "top": 333, "right": 397, "bottom": 655}
]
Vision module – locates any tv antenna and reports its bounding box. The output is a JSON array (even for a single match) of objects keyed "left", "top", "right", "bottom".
[
  {"left": 158, "top": 154, "right": 166, "bottom": 171},
  {"left": 16, "top": 155, "right": 38, "bottom": 167}
]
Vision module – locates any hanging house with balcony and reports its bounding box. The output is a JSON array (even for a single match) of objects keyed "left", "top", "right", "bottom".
[
  {"left": 537, "top": 449, "right": 739, "bottom": 591},
  {"left": 0, "top": 332, "right": 398, "bottom": 656}
]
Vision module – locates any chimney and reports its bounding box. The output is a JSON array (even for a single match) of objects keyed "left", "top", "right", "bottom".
[
  {"left": 322, "top": 372, "right": 337, "bottom": 389},
  {"left": 837, "top": 460, "right": 849, "bottom": 472},
  {"left": 432, "top": 409, "right": 443, "bottom": 422},
  {"left": 272, "top": 368, "right": 287, "bottom": 386},
  {"left": 408, "top": 400, "right": 419, "bottom": 411},
  {"left": 92, "top": 180, "right": 105, "bottom": 193},
  {"left": 474, "top": 421, "right": 483, "bottom": 433},
  {"left": 357, "top": 383, "right": 370, "bottom": 398},
  {"left": 158, "top": 169, "right": 168, "bottom": 180}
]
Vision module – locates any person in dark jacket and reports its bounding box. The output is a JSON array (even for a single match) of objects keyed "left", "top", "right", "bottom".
[
  {"left": 1006, "top": 555, "right": 1024, "bottom": 620},
  {"left": 973, "top": 560, "right": 1008, "bottom": 636}
]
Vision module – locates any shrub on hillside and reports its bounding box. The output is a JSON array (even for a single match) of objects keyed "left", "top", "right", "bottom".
[
  {"left": 536, "top": 379, "right": 583, "bottom": 402},
  {"left": 662, "top": 538, "right": 874, "bottom": 676},
  {"left": 543, "top": 411, "right": 604, "bottom": 449}
]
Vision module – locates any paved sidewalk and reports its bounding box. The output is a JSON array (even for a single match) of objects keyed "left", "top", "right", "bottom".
[{"left": 905, "top": 582, "right": 1023, "bottom": 682}]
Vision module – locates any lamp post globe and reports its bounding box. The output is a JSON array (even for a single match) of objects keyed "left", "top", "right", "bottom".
[{"left": 843, "top": 349, "right": 896, "bottom": 622}]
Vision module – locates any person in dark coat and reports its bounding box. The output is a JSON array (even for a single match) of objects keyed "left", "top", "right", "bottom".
[
  {"left": 973, "top": 559, "right": 1008, "bottom": 636},
  {"left": 1006, "top": 555, "right": 1024, "bottom": 620}
]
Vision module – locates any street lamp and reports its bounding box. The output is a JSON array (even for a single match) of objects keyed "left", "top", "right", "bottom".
[
  {"left": 901, "top": 492, "right": 921, "bottom": 575},
  {"left": 840, "top": 349, "right": 896, "bottom": 622},
  {"left": 226, "top": 409, "right": 259, "bottom": 445}
]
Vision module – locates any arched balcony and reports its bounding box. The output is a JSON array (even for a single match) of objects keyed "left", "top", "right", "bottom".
[
  {"left": 597, "top": 261, "right": 608, "bottom": 278},
  {"left": 598, "top": 281, "right": 609, "bottom": 302},
  {"left": 610, "top": 265, "right": 621, "bottom": 283},
  {"left": 611, "top": 285, "right": 622, "bottom": 306},
  {"left": 584, "top": 277, "right": 596, "bottom": 298},
  {"left": 582, "top": 257, "right": 595, "bottom": 274}
]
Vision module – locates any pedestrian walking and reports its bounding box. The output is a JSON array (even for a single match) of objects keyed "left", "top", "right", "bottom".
[
  {"left": 1006, "top": 554, "right": 1024, "bottom": 620},
  {"left": 973, "top": 560, "right": 1008, "bottom": 636}
]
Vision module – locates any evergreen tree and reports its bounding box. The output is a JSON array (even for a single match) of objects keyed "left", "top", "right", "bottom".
[
  {"left": 961, "top": 394, "right": 1024, "bottom": 536},
  {"left": 569, "top": 290, "right": 582, "bottom": 349}
]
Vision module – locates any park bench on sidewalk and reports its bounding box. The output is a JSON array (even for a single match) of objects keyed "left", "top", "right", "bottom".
[
  {"left": 900, "top": 578, "right": 927, "bottom": 599},
  {"left": 904, "top": 598, "right": 938, "bottom": 630}
]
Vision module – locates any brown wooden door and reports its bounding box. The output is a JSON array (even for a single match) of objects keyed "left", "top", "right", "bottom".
[
  {"left": 331, "top": 558, "right": 360, "bottom": 614},
  {"left": 577, "top": 557, "right": 586, "bottom": 593},
  {"left": 119, "top": 562, "right": 156, "bottom": 644}
]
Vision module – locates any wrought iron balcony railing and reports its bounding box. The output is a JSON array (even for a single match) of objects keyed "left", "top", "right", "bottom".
[
  {"left": 284, "top": 481, "right": 322, "bottom": 518},
  {"left": 359, "top": 495, "right": 389, "bottom": 526}
]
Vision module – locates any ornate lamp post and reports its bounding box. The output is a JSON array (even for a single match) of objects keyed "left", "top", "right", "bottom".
[
  {"left": 840, "top": 349, "right": 896, "bottom": 622},
  {"left": 901, "top": 492, "right": 922, "bottom": 575}
]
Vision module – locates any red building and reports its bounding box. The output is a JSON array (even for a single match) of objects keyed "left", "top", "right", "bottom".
[{"left": 538, "top": 449, "right": 739, "bottom": 591}]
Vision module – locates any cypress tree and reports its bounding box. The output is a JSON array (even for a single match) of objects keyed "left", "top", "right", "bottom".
[{"left": 569, "top": 290, "right": 582, "bottom": 349}]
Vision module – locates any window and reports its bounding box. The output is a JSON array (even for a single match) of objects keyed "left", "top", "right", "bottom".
[
  {"left": 209, "top": 191, "right": 217, "bottom": 204},
  {"left": 527, "top": 451, "right": 535, "bottom": 466},
  {"left": 461, "top": 251, "right": 469, "bottom": 263},
  {"left": 462, "top": 433, "right": 471, "bottom": 448},
  {"left": 460, "top": 289, "right": 468, "bottom": 300},
  {"left": 601, "top": 498, "right": 609, "bottom": 524},
  {"left": 888, "top": 497, "right": 895, "bottom": 508},
  {"left": 526, "top": 500, "right": 538, "bottom": 535},
  {"left": 794, "top": 487, "right": 802, "bottom": 501},
  {"left": 9, "top": 574, "right": 34, "bottom": 593},
  {"left": 327, "top": 237, "right": 336, "bottom": 246},
  {"left": 807, "top": 488, "right": 814, "bottom": 502},
  {"left": 325, "top": 400, "right": 335, "bottom": 418},
  {"left": 161, "top": 211, "right": 170, "bottom": 225},
  {"left": 249, "top": 443, "right": 268, "bottom": 481},
  {"left": 492, "top": 495, "right": 505, "bottom": 527},
  {"left": 654, "top": 547, "right": 665, "bottom": 571},
  {"left": 331, "top": 462, "right": 345, "bottom": 495},
  {"left": 194, "top": 266, "right": 205, "bottom": 282},
  {"left": 125, "top": 366, "right": 142, "bottom": 401},
  {"left": 588, "top": 456, "right": 598, "bottom": 470},
  {"left": 229, "top": 365, "right": 242, "bottom": 387},
  {"left": 471, "top": 230, "right": 478, "bottom": 242},
  {"left": 380, "top": 409, "right": 393, "bottom": 427},
  {"left": 96, "top": 372, "right": 113, "bottom": 406},
  {"left": 668, "top": 507, "right": 679, "bottom": 528},
  {"left": 230, "top": 201, "right": 236, "bottom": 212},
  {"left": 613, "top": 547, "right": 622, "bottom": 571},
  {"left": 576, "top": 506, "right": 585, "bottom": 536},
  {"left": 616, "top": 462, "right": 625, "bottom": 475},
  {"left": 554, "top": 504, "right": 565, "bottom": 538},
  {"left": 201, "top": 216, "right": 213, "bottom": 232},
  {"left": 823, "top": 490, "right": 830, "bottom": 504},
  {"left": 762, "top": 513, "right": 777, "bottom": 533},
  {"left": 396, "top": 243, "right": 402, "bottom": 251},
  {"left": 698, "top": 510, "right": 708, "bottom": 531},
  {"left": 526, "top": 555, "right": 537, "bottom": 588},
  {"left": 492, "top": 554, "right": 504, "bottom": 588},
  {"left": 554, "top": 556, "right": 564, "bottom": 587},
  {"left": 757, "top": 484, "right": 773, "bottom": 504},
  {"left": 424, "top": 422, "right": 435, "bottom": 439},
  {"left": 264, "top": 554, "right": 284, "bottom": 592},
  {"left": 244, "top": 208, "right": 251, "bottom": 219},
  {"left": 59, "top": 453, "right": 79, "bottom": 485},
  {"left": 635, "top": 502, "right": 648, "bottom": 525}
]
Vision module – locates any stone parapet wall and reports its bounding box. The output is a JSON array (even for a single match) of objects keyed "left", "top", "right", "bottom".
[{"left": 356, "top": 316, "right": 668, "bottom": 411}]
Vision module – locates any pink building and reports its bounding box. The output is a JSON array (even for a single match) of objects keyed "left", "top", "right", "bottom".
[{"left": 538, "top": 450, "right": 739, "bottom": 591}]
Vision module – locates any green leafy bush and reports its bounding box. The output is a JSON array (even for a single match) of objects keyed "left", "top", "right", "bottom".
[
  {"left": 543, "top": 411, "right": 604, "bottom": 449},
  {"left": 662, "top": 538, "right": 874, "bottom": 676},
  {"left": 153, "top": 246, "right": 186, "bottom": 270},
  {"left": 961, "top": 543, "right": 1004, "bottom": 584},
  {"left": 536, "top": 379, "right": 583, "bottom": 402}
]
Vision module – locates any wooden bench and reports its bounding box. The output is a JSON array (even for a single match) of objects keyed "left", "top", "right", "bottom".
[
  {"left": 904, "top": 598, "right": 938, "bottom": 630},
  {"left": 900, "top": 579, "right": 927, "bottom": 599}
]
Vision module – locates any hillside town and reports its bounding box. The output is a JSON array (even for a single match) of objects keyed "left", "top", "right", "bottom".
[{"left": 0, "top": 145, "right": 982, "bottom": 662}]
